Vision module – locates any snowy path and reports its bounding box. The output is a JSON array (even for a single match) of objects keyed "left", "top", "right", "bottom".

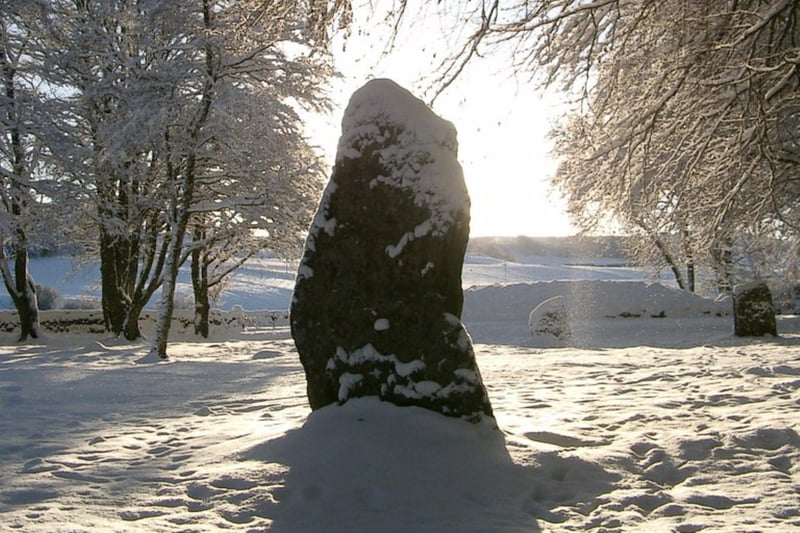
[{"left": 1, "top": 322, "right": 799, "bottom": 531}]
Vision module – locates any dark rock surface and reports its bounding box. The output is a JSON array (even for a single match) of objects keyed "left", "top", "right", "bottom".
[
  {"left": 290, "top": 79, "right": 493, "bottom": 421},
  {"left": 733, "top": 281, "right": 777, "bottom": 337}
]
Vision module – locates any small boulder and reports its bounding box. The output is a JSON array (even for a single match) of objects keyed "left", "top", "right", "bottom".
[
  {"left": 529, "top": 295, "right": 571, "bottom": 342},
  {"left": 290, "top": 79, "right": 493, "bottom": 422},
  {"left": 733, "top": 281, "right": 777, "bottom": 337}
]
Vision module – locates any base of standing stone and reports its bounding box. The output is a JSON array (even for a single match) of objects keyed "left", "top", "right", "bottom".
[{"left": 326, "top": 313, "right": 492, "bottom": 422}]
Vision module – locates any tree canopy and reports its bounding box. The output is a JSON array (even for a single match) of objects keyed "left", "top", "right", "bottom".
[
  {"left": 429, "top": 0, "right": 800, "bottom": 292},
  {"left": 1, "top": 0, "right": 349, "bottom": 348}
]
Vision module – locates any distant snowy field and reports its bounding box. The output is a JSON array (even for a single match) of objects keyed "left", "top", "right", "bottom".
[
  {"left": 2, "top": 250, "right": 661, "bottom": 312},
  {"left": 1, "top": 249, "right": 799, "bottom": 531}
]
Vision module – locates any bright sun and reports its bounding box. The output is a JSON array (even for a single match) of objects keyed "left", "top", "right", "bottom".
[
  {"left": 434, "top": 81, "right": 574, "bottom": 238},
  {"left": 314, "top": 9, "right": 576, "bottom": 238}
]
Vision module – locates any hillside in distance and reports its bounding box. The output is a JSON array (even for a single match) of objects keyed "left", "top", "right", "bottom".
[{"left": 467, "top": 235, "right": 628, "bottom": 263}]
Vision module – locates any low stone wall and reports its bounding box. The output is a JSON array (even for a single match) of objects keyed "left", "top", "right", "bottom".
[{"left": 0, "top": 308, "right": 290, "bottom": 336}]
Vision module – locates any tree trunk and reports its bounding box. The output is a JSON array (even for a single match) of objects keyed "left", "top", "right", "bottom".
[
  {"left": 713, "top": 245, "right": 734, "bottom": 294},
  {"left": 681, "top": 229, "right": 695, "bottom": 293},
  {"left": 1, "top": 40, "right": 40, "bottom": 341},
  {"left": 191, "top": 228, "right": 210, "bottom": 338},
  {"left": 0, "top": 237, "right": 40, "bottom": 341},
  {"left": 151, "top": 153, "right": 197, "bottom": 357},
  {"left": 123, "top": 300, "right": 145, "bottom": 341},
  {"left": 152, "top": 215, "right": 187, "bottom": 358},
  {"left": 194, "top": 285, "right": 210, "bottom": 338},
  {"left": 652, "top": 234, "right": 686, "bottom": 290},
  {"left": 14, "top": 248, "right": 39, "bottom": 341},
  {"left": 149, "top": 0, "right": 214, "bottom": 359},
  {"left": 635, "top": 220, "right": 687, "bottom": 290},
  {"left": 100, "top": 231, "right": 126, "bottom": 334}
]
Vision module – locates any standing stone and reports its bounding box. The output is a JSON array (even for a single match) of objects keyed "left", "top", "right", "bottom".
[
  {"left": 733, "top": 281, "right": 778, "bottom": 337},
  {"left": 290, "top": 79, "right": 493, "bottom": 422}
]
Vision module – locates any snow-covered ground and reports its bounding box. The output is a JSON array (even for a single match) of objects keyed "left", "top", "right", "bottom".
[{"left": 1, "top": 251, "right": 799, "bottom": 531}]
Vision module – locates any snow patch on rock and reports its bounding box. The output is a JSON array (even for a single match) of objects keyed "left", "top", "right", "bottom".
[{"left": 336, "top": 79, "right": 468, "bottom": 236}]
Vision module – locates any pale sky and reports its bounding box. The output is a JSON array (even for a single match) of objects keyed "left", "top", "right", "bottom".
[{"left": 311, "top": 3, "right": 576, "bottom": 238}]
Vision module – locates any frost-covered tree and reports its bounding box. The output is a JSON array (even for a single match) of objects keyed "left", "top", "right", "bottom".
[
  {"left": 43, "top": 0, "right": 182, "bottom": 340},
  {"left": 147, "top": 0, "right": 338, "bottom": 358},
  {"left": 188, "top": 83, "right": 325, "bottom": 336},
  {"left": 41, "top": 0, "right": 343, "bottom": 352},
  {"left": 425, "top": 0, "right": 800, "bottom": 292},
  {"left": 0, "top": 1, "right": 49, "bottom": 341}
]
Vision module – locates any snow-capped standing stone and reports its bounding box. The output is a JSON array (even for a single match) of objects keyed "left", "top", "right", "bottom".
[
  {"left": 291, "top": 78, "right": 493, "bottom": 422},
  {"left": 733, "top": 281, "right": 777, "bottom": 337}
]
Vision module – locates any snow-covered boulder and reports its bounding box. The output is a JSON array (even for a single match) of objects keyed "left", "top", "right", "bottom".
[
  {"left": 733, "top": 281, "right": 777, "bottom": 337},
  {"left": 290, "top": 79, "right": 493, "bottom": 421},
  {"left": 464, "top": 280, "right": 732, "bottom": 324},
  {"left": 528, "top": 295, "right": 571, "bottom": 343}
]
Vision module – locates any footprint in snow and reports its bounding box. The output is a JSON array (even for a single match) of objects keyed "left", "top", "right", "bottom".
[
  {"left": 525, "top": 431, "right": 609, "bottom": 448},
  {"left": 683, "top": 492, "right": 760, "bottom": 510},
  {"left": 1, "top": 488, "right": 60, "bottom": 505},
  {"left": 186, "top": 482, "right": 224, "bottom": 500},
  {"left": 119, "top": 509, "right": 167, "bottom": 521},
  {"left": 252, "top": 350, "right": 282, "bottom": 360},
  {"left": 21, "top": 458, "right": 59, "bottom": 474},
  {"left": 210, "top": 475, "right": 258, "bottom": 490}
]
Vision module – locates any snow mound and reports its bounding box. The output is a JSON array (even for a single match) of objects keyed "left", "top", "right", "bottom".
[
  {"left": 243, "top": 398, "right": 539, "bottom": 532},
  {"left": 464, "top": 280, "right": 731, "bottom": 323}
]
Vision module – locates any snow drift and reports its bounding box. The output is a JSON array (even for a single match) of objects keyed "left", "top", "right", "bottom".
[{"left": 464, "top": 280, "right": 731, "bottom": 323}]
